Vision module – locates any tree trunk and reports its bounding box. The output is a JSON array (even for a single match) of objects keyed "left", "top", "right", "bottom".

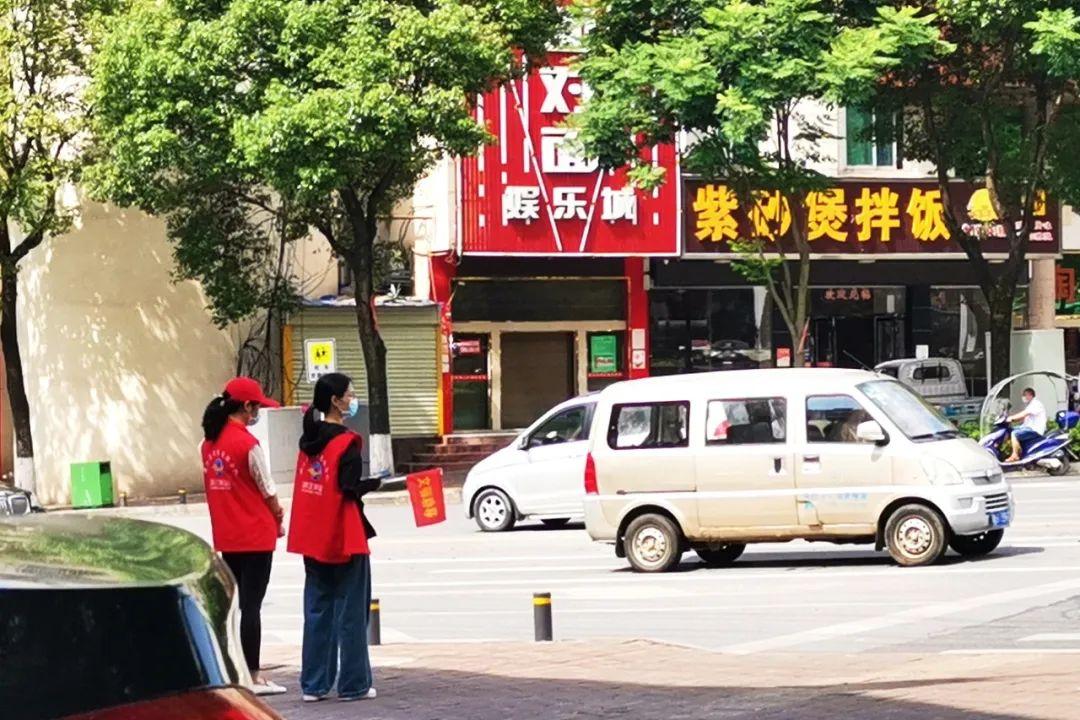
[
  {"left": 1, "top": 262, "right": 35, "bottom": 493},
  {"left": 984, "top": 282, "right": 1014, "bottom": 385},
  {"left": 344, "top": 200, "right": 394, "bottom": 478}
]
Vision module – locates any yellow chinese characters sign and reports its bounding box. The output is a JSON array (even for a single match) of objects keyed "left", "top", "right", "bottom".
[{"left": 683, "top": 180, "right": 1059, "bottom": 256}]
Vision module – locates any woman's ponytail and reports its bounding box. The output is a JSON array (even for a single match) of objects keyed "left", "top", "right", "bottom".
[
  {"left": 302, "top": 403, "right": 319, "bottom": 440},
  {"left": 202, "top": 393, "right": 244, "bottom": 442}
]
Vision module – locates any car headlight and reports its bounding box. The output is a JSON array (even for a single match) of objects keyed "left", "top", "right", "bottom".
[{"left": 920, "top": 457, "right": 964, "bottom": 486}]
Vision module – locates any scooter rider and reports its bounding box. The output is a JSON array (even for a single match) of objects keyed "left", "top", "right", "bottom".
[{"left": 1006, "top": 387, "right": 1047, "bottom": 462}]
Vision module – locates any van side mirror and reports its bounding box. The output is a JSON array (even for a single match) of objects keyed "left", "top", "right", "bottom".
[{"left": 856, "top": 420, "right": 888, "bottom": 445}]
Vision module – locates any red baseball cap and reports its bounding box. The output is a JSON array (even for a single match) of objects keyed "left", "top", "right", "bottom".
[{"left": 224, "top": 377, "right": 280, "bottom": 408}]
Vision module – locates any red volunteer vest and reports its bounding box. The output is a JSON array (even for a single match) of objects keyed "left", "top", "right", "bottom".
[
  {"left": 287, "top": 432, "right": 370, "bottom": 563},
  {"left": 201, "top": 420, "right": 278, "bottom": 553}
]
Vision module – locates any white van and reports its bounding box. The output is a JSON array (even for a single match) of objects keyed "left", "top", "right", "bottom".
[{"left": 583, "top": 369, "right": 1013, "bottom": 572}]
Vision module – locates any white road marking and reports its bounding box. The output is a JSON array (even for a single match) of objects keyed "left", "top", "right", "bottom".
[
  {"left": 433, "top": 564, "right": 620, "bottom": 575},
  {"left": 375, "top": 554, "right": 609, "bottom": 566},
  {"left": 1019, "top": 633, "right": 1080, "bottom": 643},
  {"left": 330, "top": 601, "right": 923, "bottom": 617},
  {"left": 942, "top": 648, "right": 1080, "bottom": 655},
  {"left": 1011, "top": 481, "right": 1079, "bottom": 489},
  {"left": 718, "top": 577, "right": 1080, "bottom": 655},
  {"left": 367, "top": 565, "right": 1080, "bottom": 590}
]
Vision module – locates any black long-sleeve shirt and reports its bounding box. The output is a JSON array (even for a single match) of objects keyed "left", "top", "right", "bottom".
[{"left": 299, "top": 420, "right": 381, "bottom": 539}]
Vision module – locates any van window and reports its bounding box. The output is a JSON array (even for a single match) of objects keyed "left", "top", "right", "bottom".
[
  {"left": 527, "top": 404, "right": 592, "bottom": 448},
  {"left": 608, "top": 402, "right": 689, "bottom": 449},
  {"left": 912, "top": 363, "right": 951, "bottom": 382},
  {"left": 706, "top": 398, "right": 786, "bottom": 445},
  {"left": 806, "top": 395, "right": 874, "bottom": 443}
]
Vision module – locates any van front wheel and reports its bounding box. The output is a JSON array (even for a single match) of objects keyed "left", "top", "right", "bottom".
[
  {"left": 884, "top": 504, "right": 948, "bottom": 567},
  {"left": 624, "top": 514, "right": 683, "bottom": 573},
  {"left": 949, "top": 529, "right": 1004, "bottom": 558}
]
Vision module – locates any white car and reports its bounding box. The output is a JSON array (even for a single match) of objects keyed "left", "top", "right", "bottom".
[{"left": 463, "top": 396, "right": 596, "bottom": 532}]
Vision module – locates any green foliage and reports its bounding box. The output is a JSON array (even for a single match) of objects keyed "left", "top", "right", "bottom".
[
  {"left": 89, "top": 0, "right": 563, "bottom": 326},
  {"left": 574, "top": 0, "right": 936, "bottom": 355},
  {"left": 0, "top": 1, "right": 105, "bottom": 251},
  {"left": 730, "top": 239, "right": 783, "bottom": 284}
]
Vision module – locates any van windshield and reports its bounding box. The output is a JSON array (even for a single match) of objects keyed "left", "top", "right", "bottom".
[{"left": 858, "top": 380, "right": 960, "bottom": 440}]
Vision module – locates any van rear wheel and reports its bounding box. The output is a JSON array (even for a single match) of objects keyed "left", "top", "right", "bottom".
[
  {"left": 949, "top": 529, "right": 1004, "bottom": 558},
  {"left": 884, "top": 504, "right": 948, "bottom": 567},
  {"left": 694, "top": 543, "right": 746, "bottom": 566},
  {"left": 624, "top": 514, "right": 683, "bottom": 573}
]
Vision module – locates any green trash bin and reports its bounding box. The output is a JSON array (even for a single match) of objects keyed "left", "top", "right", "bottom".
[{"left": 71, "top": 461, "right": 114, "bottom": 508}]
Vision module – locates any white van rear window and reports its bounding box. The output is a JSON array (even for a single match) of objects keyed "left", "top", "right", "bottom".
[
  {"left": 608, "top": 402, "right": 689, "bottom": 449},
  {"left": 707, "top": 398, "right": 786, "bottom": 445}
]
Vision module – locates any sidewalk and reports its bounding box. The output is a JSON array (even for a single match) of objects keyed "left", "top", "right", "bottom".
[
  {"left": 261, "top": 640, "right": 1077, "bottom": 719},
  {"left": 51, "top": 484, "right": 463, "bottom": 517}
]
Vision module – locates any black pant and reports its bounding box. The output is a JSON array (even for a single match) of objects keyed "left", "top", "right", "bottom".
[{"left": 222, "top": 551, "right": 273, "bottom": 674}]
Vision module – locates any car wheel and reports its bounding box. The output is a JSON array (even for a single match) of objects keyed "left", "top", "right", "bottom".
[
  {"left": 541, "top": 518, "right": 571, "bottom": 529},
  {"left": 623, "top": 514, "right": 683, "bottom": 573},
  {"left": 949, "top": 529, "right": 1004, "bottom": 558},
  {"left": 884, "top": 504, "right": 948, "bottom": 567},
  {"left": 474, "top": 489, "right": 516, "bottom": 532},
  {"left": 694, "top": 543, "right": 746, "bottom": 566}
]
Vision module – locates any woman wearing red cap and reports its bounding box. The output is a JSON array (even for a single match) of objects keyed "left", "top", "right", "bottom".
[{"left": 201, "top": 376, "right": 286, "bottom": 695}]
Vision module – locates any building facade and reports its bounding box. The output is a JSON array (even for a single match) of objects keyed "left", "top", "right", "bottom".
[{"left": 423, "top": 68, "right": 1068, "bottom": 435}]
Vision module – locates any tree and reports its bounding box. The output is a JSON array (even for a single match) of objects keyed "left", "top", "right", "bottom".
[
  {"left": 833, "top": 1, "right": 1080, "bottom": 382},
  {"left": 575, "top": 0, "right": 943, "bottom": 367},
  {"left": 90, "top": 0, "right": 562, "bottom": 473},
  {"left": 0, "top": 1, "right": 103, "bottom": 492}
]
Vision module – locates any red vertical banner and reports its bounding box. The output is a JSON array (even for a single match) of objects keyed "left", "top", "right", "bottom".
[
  {"left": 406, "top": 468, "right": 446, "bottom": 527},
  {"left": 625, "top": 257, "right": 650, "bottom": 379},
  {"left": 430, "top": 255, "right": 456, "bottom": 434}
]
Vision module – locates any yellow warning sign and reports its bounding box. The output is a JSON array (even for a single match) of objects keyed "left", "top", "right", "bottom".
[{"left": 305, "top": 339, "right": 336, "bottom": 382}]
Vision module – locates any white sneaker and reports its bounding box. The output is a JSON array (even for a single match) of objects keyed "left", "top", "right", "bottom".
[
  {"left": 302, "top": 694, "right": 328, "bottom": 703},
  {"left": 341, "top": 688, "right": 377, "bottom": 701},
  {"left": 252, "top": 680, "right": 288, "bottom": 696}
]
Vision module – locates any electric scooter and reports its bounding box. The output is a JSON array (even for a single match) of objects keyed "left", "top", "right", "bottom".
[{"left": 979, "top": 409, "right": 1078, "bottom": 476}]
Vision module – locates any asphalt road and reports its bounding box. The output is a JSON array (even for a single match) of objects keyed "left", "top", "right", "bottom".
[{"left": 129, "top": 476, "right": 1080, "bottom": 656}]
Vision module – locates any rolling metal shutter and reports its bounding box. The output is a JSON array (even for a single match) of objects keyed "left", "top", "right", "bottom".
[{"left": 287, "top": 305, "right": 439, "bottom": 437}]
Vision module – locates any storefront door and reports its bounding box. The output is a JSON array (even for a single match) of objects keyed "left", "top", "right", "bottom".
[
  {"left": 451, "top": 333, "right": 491, "bottom": 431},
  {"left": 500, "top": 332, "right": 575, "bottom": 429},
  {"left": 814, "top": 316, "right": 900, "bottom": 369}
]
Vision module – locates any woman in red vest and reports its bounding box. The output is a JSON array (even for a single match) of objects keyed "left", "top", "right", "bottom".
[
  {"left": 288, "top": 372, "right": 381, "bottom": 703},
  {"left": 201, "top": 376, "right": 286, "bottom": 696}
]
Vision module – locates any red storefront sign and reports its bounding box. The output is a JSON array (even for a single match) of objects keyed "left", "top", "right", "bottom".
[
  {"left": 460, "top": 51, "right": 680, "bottom": 256},
  {"left": 683, "top": 179, "right": 1060, "bottom": 257},
  {"left": 454, "top": 339, "right": 482, "bottom": 356}
]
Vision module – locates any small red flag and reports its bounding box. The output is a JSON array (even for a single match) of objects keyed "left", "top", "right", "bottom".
[{"left": 406, "top": 468, "right": 446, "bottom": 527}]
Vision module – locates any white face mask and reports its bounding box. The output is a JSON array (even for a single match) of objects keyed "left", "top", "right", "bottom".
[{"left": 246, "top": 405, "right": 260, "bottom": 426}]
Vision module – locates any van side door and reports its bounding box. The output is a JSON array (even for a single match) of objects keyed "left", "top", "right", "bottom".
[
  {"left": 797, "top": 393, "right": 890, "bottom": 528},
  {"left": 694, "top": 396, "right": 798, "bottom": 531}
]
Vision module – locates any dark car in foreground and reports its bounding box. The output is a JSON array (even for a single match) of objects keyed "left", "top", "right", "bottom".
[{"left": 0, "top": 514, "right": 284, "bottom": 720}]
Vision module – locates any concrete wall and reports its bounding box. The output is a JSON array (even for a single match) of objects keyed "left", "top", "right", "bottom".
[{"left": 17, "top": 199, "right": 241, "bottom": 505}]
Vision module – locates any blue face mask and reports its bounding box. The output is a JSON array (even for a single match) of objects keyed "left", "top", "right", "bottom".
[{"left": 344, "top": 397, "right": 359, "bottom": 419}]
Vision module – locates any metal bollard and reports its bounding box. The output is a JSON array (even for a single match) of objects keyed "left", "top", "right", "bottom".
[
  {"left": 119, "top": 491, "right": 128, "bottom": 507},
  {"left": 368, "top": 598, "right": 381, "bottom": 646},
  {"left": 533, "top": 592, "right": 553, "bottom": 642},
  {"left": 178, "top": 489, "right": 187, "bottom": 505}
]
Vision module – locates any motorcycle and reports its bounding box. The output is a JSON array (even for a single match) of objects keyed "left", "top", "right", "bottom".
[{"left": 979, "top": 409, "right": 1078, "bottom": 476}]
